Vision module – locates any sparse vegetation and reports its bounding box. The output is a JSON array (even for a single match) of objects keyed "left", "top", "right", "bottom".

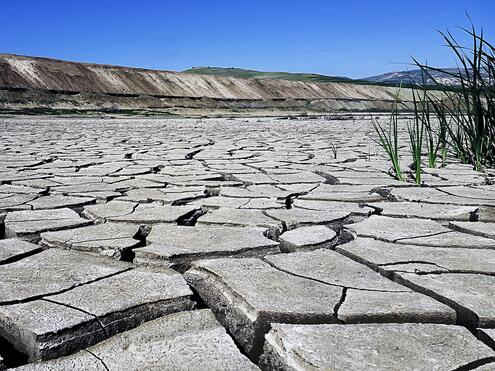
[
  {"left": 375, "top": 20, "right": 494, "bottom": 181},
  {"left": 412, "top": 21, "right": 495, "bottom": 171},
  {"left": 330, "top": 142, "right": 338, "bottom": 159},
  {"left": 411, "top": 84, "right": 449, "bottom": 169},
  {"left": 408, "top": 101, "right": 424, "bottom": 184},
  {"left": 373, "top": 101, "right": 405, "bottom": 181}
]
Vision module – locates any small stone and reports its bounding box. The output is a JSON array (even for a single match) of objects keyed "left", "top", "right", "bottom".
[{"left": 278, "top": 225, "right": 337, "bottom": 252}]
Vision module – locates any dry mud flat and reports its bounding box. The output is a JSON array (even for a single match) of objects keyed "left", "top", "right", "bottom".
[{"left": 0, "top": 116, "right": 494, "bottom": 370}]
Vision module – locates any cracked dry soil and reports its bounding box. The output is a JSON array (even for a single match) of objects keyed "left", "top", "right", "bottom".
[{"left": 0, "top": 115, "right": 494, "bottom": 370}]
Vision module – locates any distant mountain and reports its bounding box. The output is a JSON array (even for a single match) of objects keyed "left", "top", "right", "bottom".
[
  {"left": 362, "top": 67, "right": 488, "bottom": 86},
  {"left": 182, "top": 66, "right": 354, "bottom": 83}
]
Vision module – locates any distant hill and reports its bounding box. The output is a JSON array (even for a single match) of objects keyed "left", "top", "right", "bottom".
[
  {"left": 0, "top": 53, "right": 421, "bottom": 115},
  {"left": 182, "top": 66, "right": 445, "bottom": 88},
  {"left": 362, "top": 67, "right": 488, "bottom": 86},
  {"left": 183, "top": 66, "right": 354, "bottom": 83}
]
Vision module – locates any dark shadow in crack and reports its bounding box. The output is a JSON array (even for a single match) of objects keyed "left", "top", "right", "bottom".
[{"left": 0, "top": 336, "right": 29, "bottom": 369}]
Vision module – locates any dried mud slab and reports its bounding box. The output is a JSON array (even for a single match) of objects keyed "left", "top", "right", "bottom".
[
  {"left": 4, "top": 208, "right": 92, "bottom": 241},
  {"left": 82, "top": 200, "right": 138, "bottom": 222},
  {"left": 0, "top": 239, "right": 41, "bottom": 264},
  {"left": 396, "top": 272, "right": 495, "bottom": 329},
  {"left": 0, "top": 249, "right": 192, "bottom": 362},
  {"left": 292, "top": 199, "right": 373, "bottom": 215},
  {"left": 1, "top": 117, "right": 494, "bottom": 369},
  {"left": 27, "top": 195, "right": 96, "bottom": 210},
  {"left": 40, "top": 223, "right": 142, "bottom": 259},
  {"left": 197, "top": 207, "right": 283, "bottom": 237},
  {"left": 188, "top": 196, "right": 249, "bottom": 209},
  {"left": 185, "top": 250, "right": 454, "bottom": 360},
  {"left": 337, "top": 237, "right": 495, "bottom": 275},
  {"left": 259, "top": 323, "right": 495, "bottom": 371},
  {"left": 300, "top": 184, "right": 384, "bottom": 202},
  {"left": 264, "top": 209, "right": 350, "bottom": 230},
  {"left": 478, "top": 328, "right": 495, "bottom": 350},
  {"left": 219, "top": 185, "right": 291, "bottom": 199},
  {"left": 266, "top": 171, "right": 326, "bottom": 184},
  {"left": 366, "top": 201, "right": 479, "bottom": 221},
  {"left": 336, "top": 237, "right": 495, "bottom": 329},
  {"left": 0, "top": 194, "right": 38, "bottom": 212},
  {"left": 135, "top": 225, "right": 280, "bottom": 269},
  {"left": 264, "top": 250, "right": 455, "bottom": 324},
  {"left": 449, "top": 221, "right": 495, "bottom": 239},
  {"left": 15, "top": 310, "right": 258, "bottom": 371},
  {"left": 389, "top": 187, "right": 495, "bottom": 207},
  {"left": 0, "top": 249, "right": 127, "bottom": 304},
  {"left": 345, "top": 215, "right": 495, "bottom": 249},
  {"left": 185, "top": 257, "right": 341, "bottom": 360},
  {"left": 107, "top": 204, "right": 201, "bottom": 224}
]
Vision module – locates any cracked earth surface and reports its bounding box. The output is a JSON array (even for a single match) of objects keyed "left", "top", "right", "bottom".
[{"left": 0, "top": 116, "right": 495, "bottom": 370}]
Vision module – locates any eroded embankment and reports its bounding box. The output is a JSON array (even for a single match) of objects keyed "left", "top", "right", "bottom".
[{"left": 0, "top": 54, "right": 417, "bottom": 114}]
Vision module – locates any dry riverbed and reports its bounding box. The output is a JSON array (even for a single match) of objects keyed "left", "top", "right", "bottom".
[{"left": 0, "top": 116, "right": 494, "bottom": 370}]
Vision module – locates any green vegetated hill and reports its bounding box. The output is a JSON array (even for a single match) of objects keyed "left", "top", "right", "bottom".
[
  {"left": 183, "top": 66, "right": 355, "bottom": 83},
  {"left": 182, "top": 67, "right": 455, "bottom": 89}
]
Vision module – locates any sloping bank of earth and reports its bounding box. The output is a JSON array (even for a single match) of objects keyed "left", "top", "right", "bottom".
[{"left": 0, "top": 54, "right": 418, "bottom": 116}]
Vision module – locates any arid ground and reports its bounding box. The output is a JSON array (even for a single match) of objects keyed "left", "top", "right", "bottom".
[{"left": 1, "top": 116, "right": 494, "bottom": 370}]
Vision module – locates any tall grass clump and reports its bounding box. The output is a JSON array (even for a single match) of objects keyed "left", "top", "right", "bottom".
[
  {"left": 373, "top": 100, "right": 405, "bottom": 181},
  {"left": 411, "top": 75, "right": 449, "bottom": 168},
  {"left": 412, "top": 22, "right": 495, "bottom": 171}
]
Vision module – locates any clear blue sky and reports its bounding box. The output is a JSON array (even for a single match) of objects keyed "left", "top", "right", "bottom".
[{"left": 1, "top": 0, "right": 493, "bottom": 78}]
